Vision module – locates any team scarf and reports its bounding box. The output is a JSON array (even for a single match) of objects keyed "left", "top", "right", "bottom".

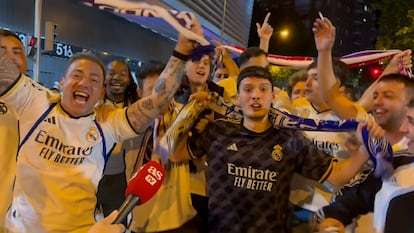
[
  {"left": 83, "top": 1, "right": 395, "bottom": 178},
  {"left": 82, "top": 0, "right": 406, "bottom": 70},
  {"left": 157, "top": 93, "right": 394, "bottom": 179}
]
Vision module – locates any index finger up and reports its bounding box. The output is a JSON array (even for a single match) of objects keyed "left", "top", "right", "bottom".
[{"left": 262, "top": 12, "right": 271, "bottom": 25}]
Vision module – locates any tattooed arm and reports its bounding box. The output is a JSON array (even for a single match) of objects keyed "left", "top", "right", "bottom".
[
  {"left": 0, "top": 47, "right": 21, "bottom": 96},
  {"left": 126, "top": 16, "right": 204, "bottom": 133}
]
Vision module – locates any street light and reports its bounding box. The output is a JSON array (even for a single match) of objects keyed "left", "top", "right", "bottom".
[{"left": 279, "top": 29, "right": 289, "bottom": 39}]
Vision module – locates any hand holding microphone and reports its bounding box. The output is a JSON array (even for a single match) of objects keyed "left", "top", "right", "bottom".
[{"left": 112, "top": 161, "right": 166, "bottom": 224}]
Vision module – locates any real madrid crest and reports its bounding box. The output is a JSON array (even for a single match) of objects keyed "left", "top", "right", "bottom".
[
  {"left": 272, "top": 144, "right": 283, "bottom": 161},
  {"left": 86, "top": 126, "right": 99, "bottom": 142},
  {"left": 0, "top": 102, "right": 8, "bottom": 115}
]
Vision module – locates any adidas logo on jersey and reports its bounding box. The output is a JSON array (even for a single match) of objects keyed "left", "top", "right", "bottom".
[
  {"left": 227, "top": 143, "right": 238, "bottom": 151},
  {"left": 44, "top": 116, "right": 56, "bottom": 125}
]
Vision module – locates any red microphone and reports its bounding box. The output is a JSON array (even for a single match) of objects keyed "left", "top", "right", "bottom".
[{"left": 112, "top": 161, "right": 166, "bottom": 224}]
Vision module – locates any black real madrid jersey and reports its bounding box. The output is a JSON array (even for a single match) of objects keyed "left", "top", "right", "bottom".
[{"left": 188, "top": 118, "right": 334, "bottom": 233}]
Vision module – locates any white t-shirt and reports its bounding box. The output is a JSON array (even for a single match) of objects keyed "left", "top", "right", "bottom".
[{"left": 1, "top": 76, "right": 136, "bottom": 233}]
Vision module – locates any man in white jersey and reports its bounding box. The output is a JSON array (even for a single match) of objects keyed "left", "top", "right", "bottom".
[
  {"left": 311, "top": 16, "right": 414, "bottom": 233},
  {"left": 0, "top": 29, "right": 28, "bottom": 233},
  {"left": 0, "top": 16, "right": 203, "bottom": 233},
  {"left": 289, "top": 52, "right": 367, "bottom": 233}
]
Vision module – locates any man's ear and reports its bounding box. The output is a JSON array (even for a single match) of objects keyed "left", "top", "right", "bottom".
[
  {"left": 136, "top": 87, "right": 143, "bottom": 98},
  {"left": 59, "top": 77, "right": 65, "bottom": 89},
  {"left": 234, "top": 93, "right": 240, "bottom": 106}
]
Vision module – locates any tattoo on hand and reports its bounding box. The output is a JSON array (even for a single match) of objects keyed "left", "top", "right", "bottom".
[
  {"left": 154, "top": 79, "right": 166, "bottom": 93},
  {"left": 140, "top": 98, "right": 154, "bottom": 111}
]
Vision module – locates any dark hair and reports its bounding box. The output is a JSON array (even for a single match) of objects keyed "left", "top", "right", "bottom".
[
  {"left": 237, "top": 47, "right": 267, "bottom": 68},
  {"left": 188, "top": 45, "right": 215, "bottom": 62},
  {"left": 286, "top": 69, "right": 307, "bottom": 97},
  {"left": 106, "top": 60, "right": 139, "bottom": 106},
  {"left": 344, "top": 84, "right": 357, "bottom": 101},
  {"left": 0, "top": 29, "right": 22, "bottom": 44},
  {"left": 379, "top": 73, "right": 414, "bottom": 100},
  {"left": 137, "top": 61, "right": 165, "bottom": 89},
  {"left": 237, "top": 66, "right": 274, "bottom": 92},
  {"left": 66, "top": 52, "right": 106, "bottom": 85},
  {"left": 307, "top": 59, "right": 349, "bottom": 86}
]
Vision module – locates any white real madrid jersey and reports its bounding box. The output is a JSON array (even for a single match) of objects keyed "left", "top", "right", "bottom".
[
  {"left": 1, "top": 76, "right": 136, "bottom": 233},
  {"left": 290, "top": 100, "right": 368, "bottom": 212}
]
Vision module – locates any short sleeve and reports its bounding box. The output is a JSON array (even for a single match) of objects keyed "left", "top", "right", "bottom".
[{"left": 292, "top": 131, "right": 336, "bottom": 182}]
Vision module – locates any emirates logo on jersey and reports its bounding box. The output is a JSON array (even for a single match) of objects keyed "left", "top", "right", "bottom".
[
  {"left": 271, "top": 145, "right": 283, "bottom": 161},
  {"left": 0, "top": 102, "right": 8, "bottom": 115},
  {"left": 86, "top": 126, "right": 99, "bottom": 142}
]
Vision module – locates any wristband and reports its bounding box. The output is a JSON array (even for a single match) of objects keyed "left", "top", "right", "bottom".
[{"left": 172, "top": 50, "right": 189, "bottom": 61}]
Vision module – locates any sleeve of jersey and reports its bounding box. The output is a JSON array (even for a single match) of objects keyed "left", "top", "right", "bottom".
[
  {"left": 187, "top": 122, "right": 213, "bottom": 160},
  {"left": 98, "top": 106, "right": 137, "bottom": 143},
  {"left": 353, "top": 102, "right": 372, "bottom": 122},
  {"left": 292, "top": 131, "right": 337, "bottom": 182},
  {"left": 0, "top": 75, "right": 51, "bottom": 115},
  {"left": 317, "top": 171, "right": 381, "bottom": 226}
]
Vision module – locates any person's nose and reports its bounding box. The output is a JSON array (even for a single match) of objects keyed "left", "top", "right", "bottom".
[
  {"left": 373, "top": 95, "right": 383, "bottom": 106},
  {"left": 78, "top": 76, "right": 93, "bottom": 87},
  {"left": 111, "top": 73, "right": 120, "bottom": 80},
  {"left": 252, "top": 89, "right": 261, "bottom": 99}
]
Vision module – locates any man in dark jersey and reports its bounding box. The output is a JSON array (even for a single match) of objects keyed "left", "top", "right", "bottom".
[{"left": 168, "top": 66, "right": 384, "bottom": 233}]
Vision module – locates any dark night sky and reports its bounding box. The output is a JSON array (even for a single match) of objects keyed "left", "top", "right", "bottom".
[{"left": 248, "top": 1, "right": 318, "bottom": 57}]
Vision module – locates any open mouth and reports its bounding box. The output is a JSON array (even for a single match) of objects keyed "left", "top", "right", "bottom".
[
  {"left": 196, "top": 71, "right": 206, "bottom": 77},
  {"left": 373, "top": 108, "right": 386, "bottom": 117},
  {"left": 250, "top": 103, "right": 262, "bottom": 110},
  {"left": 73, "top": 91, "right": 89, "bottom": 103}
]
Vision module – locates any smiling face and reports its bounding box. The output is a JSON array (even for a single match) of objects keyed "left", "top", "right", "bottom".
[
  {"left": 236, "top": 76, "right": 274, "bottom": 121},
  {"left": 185, "top": 55, "right": 211, "bottom": 87},
  {"left": 372, "top": 81, "right": 407, "bottom": 131},
  {"left": 59, "top": 59, "right": 105, "bottom": 117},
  {"left": 105, "top": 61, "right": 131, "bottom": 101}
]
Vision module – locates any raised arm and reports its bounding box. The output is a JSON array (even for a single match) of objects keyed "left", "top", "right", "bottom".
[
  {"left": 381, "top": 49, "right": 412, "bottom": 77},
  {"left": 358, "top": 50, "right": 412, "bottom": 111},
  {"left": 0, "top": 45, "right": 21, "bottom": 95},
  {"left": 126, "top": 17, "right": 204, "bottom": 133},
  {"left": 257, "top": 12, "right": 273, "bottom": 53},
  {"left": 313, "top": 17, "right": 359, "bottom": 119},
  {"left": 212, "top": 40, "right": 239, "bottom": 77}
]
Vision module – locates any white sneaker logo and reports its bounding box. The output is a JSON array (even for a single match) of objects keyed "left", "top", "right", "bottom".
[{"left": 227, "top": 143, "right": 238, "bottom": 151}]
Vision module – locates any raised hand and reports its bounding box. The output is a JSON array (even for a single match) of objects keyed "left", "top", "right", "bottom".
[
  {"left": 312, "top": 16, "right": 336, "bottom": 52},
  {"left": 175, "top": 14, "right": 204, "bottom": 56},
  {"left": 382, "top": 49, "right": 412, "bottom": 77},
  {"left": 256, "top": 12, "right": 273, "bottom": 41}
]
